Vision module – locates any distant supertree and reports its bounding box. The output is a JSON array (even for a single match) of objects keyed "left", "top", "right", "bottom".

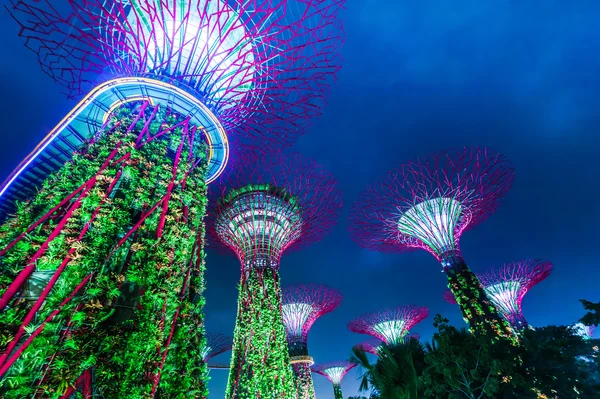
[
  {"left": 312, "top": 361, "right": 357, "bottom": 399},
  {"left": 202, "top": 333, "right": 233, "bottom": 362},
  {"left": 348, "top": 306, "right": 428, "bottom": 346},
  {"left": 443, "top": 289, "right": 458, "bottom": 305},
  {"left": 349, "top": 148, "right": 517, "bottom": 341},
  {"left": 477, "top": 260, "right": 553, "bottom": 330},
  {"left": 354, "top": 334, "right": 421, "bottom": 356},
  {"left": 207, "top": 153, "right": 343, "bottom": 399},
  {"left": 1, "top": 0, "right": 345, "bottom": 397},
  {"left": 282, "top": 284, "right": 342, "bottom": 399},
  {"left": 572, "top": 323, "right": 596, "bottom": 340},
  {"left": 354, "top": 337, "right": 384, "bottom": 355}
]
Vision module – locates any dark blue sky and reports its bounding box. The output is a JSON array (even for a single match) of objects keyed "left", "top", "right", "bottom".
[{"left": 2, "top": 1, "right": 600, "bottom": 398}]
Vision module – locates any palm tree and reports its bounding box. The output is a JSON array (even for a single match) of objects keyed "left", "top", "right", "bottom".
[{"left": 350, "top": 337, "right": 426, "bottom": 399}]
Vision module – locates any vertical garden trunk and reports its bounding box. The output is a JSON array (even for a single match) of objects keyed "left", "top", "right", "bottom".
[
  {"left": 0, "top": 101, "right": 209, "bottom": 398},
  {"left": 226, "top": 265, "right": 296, "bottom": 399},
  {"left": 443, "top": 253, "right": 517, "bottom": 343},
  {"left": 292, "top": 363, "right": 316, "bottom": 399},
  {"left": 332, "top": 383, "right": 343, "bottom": 399}
]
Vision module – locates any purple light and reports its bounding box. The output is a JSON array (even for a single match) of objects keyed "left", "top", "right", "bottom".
[
  {"left": 478, "top": 260, "right": 552, "bottom": 329},
  {"left": 349, "top": 148, "right": 515, "bottom": 262},
  {"left": 312, "top": 361, "right": 357, "bottom": 385},
  {"left": 348, "top": 305, "right": 428, "bottom": 345}
]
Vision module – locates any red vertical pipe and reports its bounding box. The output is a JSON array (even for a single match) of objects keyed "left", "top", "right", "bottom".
[
  {"left": 0, "top": 143, "right": 122, "bottom": 309},
  {"left": 0, "top": 274, "right": 92, "bottom": 377}
]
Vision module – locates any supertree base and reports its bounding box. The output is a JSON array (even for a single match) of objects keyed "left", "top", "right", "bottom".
[
  {"left": 226, "top": 266, "right": 296, "bottom": 399},
  {"left": 0, "top": 101, "right": 209, "bottom": 398}
]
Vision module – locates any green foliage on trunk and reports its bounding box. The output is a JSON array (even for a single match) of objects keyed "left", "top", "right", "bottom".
[
  {"left": 333, "top": 383, "right": 344, "bottom": 399},
  {"left": 293, "top": 362, "right": 316, "bottom": 399},
  {"left": 0, "top": 102, "right": 209, "bottom": 398},
  {"left": 226, "top": 267, "right": 296, "bottom": 399}
]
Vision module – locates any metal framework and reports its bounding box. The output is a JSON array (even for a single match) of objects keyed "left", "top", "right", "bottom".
[
  {"left": 282, "top": 284, "right": 342, "bottom": 360},
  {"left": 312, "top": 361, "right": 357, "bottom": 399},
  {"left": 4, "top": 0, "right": 345, "bottom": 214},
  {"left": 202, "top": 332, "right": 233, "bottom": 362},
  {"left": 207, "top": 152, "right": 343, "bottom": 399},
  {"left": 208, "top": 153, "right": 343, "bottom": 268},
  {"left": 348, "top": 306, "right": 428, "bottom": 346},
  {"left": 282, "top": 284, "right": 342, "bottom": 399},
  {"left": 348, "top": 148, "right": 517, "bottom": 342},
  {"left": 478, "top": 260, "right": 553, "bottom": 329}
]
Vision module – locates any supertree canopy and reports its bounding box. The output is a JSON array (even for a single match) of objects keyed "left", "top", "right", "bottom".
[
  {"left": 354, "top": 337, "right": 384, "bottom": 355},
  {"left": 349, "top": 147, "right": 517, "bottom": 342},
  {"left": 478, "top": 260, "right": 553, "bottom": 330},
  {"left": 3, "top": 0, "right": 345, "bottom": 213},
  {"left": 282, "top": 283, "right": 342, "bottom": 399},
  {"left": 1, "top": 1, "right": 344, "bottom": 397},
  {"left": 312, "top": 361, "right": 357, "bottom": 399},
  {"left": 354, "top": 334, "right": 421, "bottom": 356},
  {"left": 348, "top": 306, "right": 428, "bottom": 346},
  {"left": 572, "top": 323, "right": 596, "bottom": 341},
  {"left": 207, "top": 152, "right": 343, "bottom": 399},
  {"left": 202, "top": 332, "right": 234, "bottom": 362},
  {"left": 443, "top": 289, "right": 458, "bottom": 305}
]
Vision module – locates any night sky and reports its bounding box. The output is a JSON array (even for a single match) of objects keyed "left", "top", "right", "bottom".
[{"left": 1, "top": 1, "right": 600, "bottom": 398}]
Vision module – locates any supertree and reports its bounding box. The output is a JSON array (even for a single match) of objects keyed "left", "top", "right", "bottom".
[
  {"left": 477, "top": 260, "right": 553, "bottom": 330},
  {"left": 443, "top": 289, "right": 459, "bottom": 305},
  {"left": 349, "top": 147, "right": 517, "bottom": 342},
  {"left": 354, "top": 334, "right": 421, "bottom": 356},
  {"left": 354, "top": 337, "right": 383, "bottom": 355},
  {"left": 572, "top": 323, "right": 596, "bottom": 341},
  {"left": 0, "top": 1, "right": 345, "bottom": 397},
  {"left": 281, "top": 283, "right": 342, "bottom": 399},
  {"left": 312, "top": 361, "right": 357, "bottom": 399},
  {"left": 0, "top": 0, "right": 343, "bottom": 398},
  {"left": 202, "top": 332, "right": 233, "bottom": 363},
  {"left": 348, "top": 306, "right": 428, "bottom": 346},
  {"left": 207, "top": 152, "right": 343, "bottom": 399}
]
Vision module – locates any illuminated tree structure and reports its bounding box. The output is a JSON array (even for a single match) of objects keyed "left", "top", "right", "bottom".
[
  {"left": 207, "top": 153, "right": 343, "bottom": 399},
  {"left": 1, "top": 1, "right": 344, "bottom": 397},
  {"left": 443, "top": 289, "right": 459, "bottom": 305},
  {"left": 202, "top": 332, "right": 233, "bottom": 363},
  {"left": 354, "top": 334, "right": 421, "bottom": 356},
  {"left": 312, "top": 361, "right": 357, "bottom": 399},
  {"left": 572, "top": 323, "right": 596, "bottom": 341},
  {"left": 282, "top": 283, "right": 342, "bottom": 399},
  {"left": 349, "top": 148, "right": 517, "bottom": 341},
  {"left": 348, "top": 306, "right": 428, "bottom": 346},
  {"left": 478, "top": 260, "right": 553, "bottom": 330}
]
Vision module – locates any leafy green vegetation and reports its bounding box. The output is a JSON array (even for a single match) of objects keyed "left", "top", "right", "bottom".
[
  {"left": 350, "top": 311, "right": 600, "bottom": 399},
  {"left": 0, "top": 102, "right": 209, "bottom": 398}
]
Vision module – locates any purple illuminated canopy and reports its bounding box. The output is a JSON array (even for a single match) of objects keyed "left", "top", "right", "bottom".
[
  {"left": 349, "top": 148, "right": 515, "bottom": 261},
  {"left": 282, "top": 284, "right": 342, "bottom": 344},
  {"left": 206, "top": 152, "right": 343, "bottom": 268},
  {"left": 478, "top": 260, "right": 552, "bottom": 328},
  {"left": 348, "top": 305, "right": 428, "bottom": 346},
  {"left": 312, "top": 361, "right": 357, "bottom": 385},
  {"left": 202, "top": 332, "right": 233, "bottom": 362},
  {"left": 9, "top": 0, "right": 345, "bottom": 148}
]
